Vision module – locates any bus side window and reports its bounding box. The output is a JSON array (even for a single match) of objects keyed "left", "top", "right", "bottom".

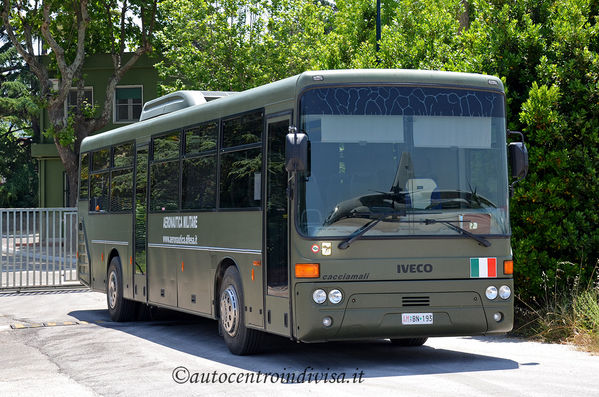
[
  {"left": 182, "top": 122, "right": 218, "bottom": 210},
  {"left": 182, "top": 155, "right": 217, "bottom": 210},
  {"left": 150, "top": 131, "right": 181, "bottom": 212},
  {"left": 110, "top": 143, "right": 134, "bottom": 212},
  {"left": 90, "top": 149, "right": 110, "bottom": 212},
  {"left": 220, "top": 111, "right": 263, "bottom": 209}
]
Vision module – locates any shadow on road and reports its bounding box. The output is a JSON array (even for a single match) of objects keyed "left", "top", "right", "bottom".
[{"left": 69, "top": 307, "right": 519, "bottom": 379}]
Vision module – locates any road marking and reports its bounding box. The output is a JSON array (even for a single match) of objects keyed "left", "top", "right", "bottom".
[{"left": 9, "top": 321, "right": 99, "bottom": 329}]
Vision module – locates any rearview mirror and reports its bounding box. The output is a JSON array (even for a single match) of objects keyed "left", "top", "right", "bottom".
[
  {"left": 508, "top": 141, "right": 529, "bottom": 179},
  {"left": 507, "top": 131, "right": 529, "bottom": 180},
  {"left": 507, "top": 131, "right": 529, "bottom": 196},
  {"left": 285, "top": 127, "right": 308, "bottom": 172}
]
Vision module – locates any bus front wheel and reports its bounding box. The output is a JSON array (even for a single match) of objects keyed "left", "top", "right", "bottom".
[
  {"left": 218, "top": 266, "right": 263, "bottom": 355},
  {"left": 107, "top": 257, "right": 136, "bottom": 322}
]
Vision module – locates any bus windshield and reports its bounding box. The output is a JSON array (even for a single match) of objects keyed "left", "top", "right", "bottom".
[{"left": 298, "top": 85, "right": 510, "bottom": 239}]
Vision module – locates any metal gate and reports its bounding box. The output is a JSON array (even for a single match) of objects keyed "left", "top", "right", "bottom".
[{"left": 1, "top": 208, "right": 80, "bottom": 290}]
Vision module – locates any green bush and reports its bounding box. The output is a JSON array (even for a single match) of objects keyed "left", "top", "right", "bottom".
[{"left": 511, "top": 0, "right": 599, "bottom": 299}]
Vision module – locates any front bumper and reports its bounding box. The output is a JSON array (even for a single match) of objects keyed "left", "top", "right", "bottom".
[{"left": 294, "top": 279, "right": 513, "bottom": 342}]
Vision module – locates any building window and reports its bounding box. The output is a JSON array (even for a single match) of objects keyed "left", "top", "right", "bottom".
[
  {"left": 115, "top": 86, "right": 143, "bottom": 123},
  {"left": 64, "top": 87, "right": 93, "bottom": 121}
]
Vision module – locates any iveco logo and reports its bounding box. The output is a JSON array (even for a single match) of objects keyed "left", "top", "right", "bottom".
[{"left": 397, "top": 264, "right": 433, "bottom": 273}]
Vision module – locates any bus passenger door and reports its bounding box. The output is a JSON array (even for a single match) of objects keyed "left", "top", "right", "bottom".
[
  {"left": 264, "top": 115, "right": 291, "bottom": 336},
  {"left": 133, "top": 145, "right": 148, "bottom": 302}
]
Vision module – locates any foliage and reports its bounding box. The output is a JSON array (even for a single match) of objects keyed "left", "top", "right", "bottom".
[
  {"left": 0, "top": 26, "right": 39, "bottom": 207},
  {"left": 0, "top": 126, "right": 37, "bottom": 207},
  {"left": 155, "top": 0, "right": 332, "bottom": 92},
  {"left": 514, "top": 261, "right": 599, "bottom": 353},
  {"left": 0, "top": 79, "right": 38, "bottom": 119},
  {"left": 510, "top": 0, "right": 599, "bottom": 300}
]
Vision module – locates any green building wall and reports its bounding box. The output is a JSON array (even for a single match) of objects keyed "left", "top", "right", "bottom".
[{"left": 31, "top": 53, "right": 159, "bottom": 207}]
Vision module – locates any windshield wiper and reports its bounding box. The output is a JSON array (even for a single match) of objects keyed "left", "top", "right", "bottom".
[
  {"left": 337, "top": 214, "right": 491, "bottom": 250},
  {"left": 423, "top": 219, "right": 491, "bottom": 247},
  {"left": 338, "top": 212, "right": 403, "bottom": 250}
]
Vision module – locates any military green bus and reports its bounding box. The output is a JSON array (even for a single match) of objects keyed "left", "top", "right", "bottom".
[{"left": 77, "top": 69, "right": 528, "bottom": 355}]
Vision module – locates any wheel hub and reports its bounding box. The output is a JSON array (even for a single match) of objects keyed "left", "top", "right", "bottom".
[
  {"left": 108, "top": 271, "right": 118, "bottom": 309},
  {"left": 220, "top": 285, "right": 239, "bottom": 337}
]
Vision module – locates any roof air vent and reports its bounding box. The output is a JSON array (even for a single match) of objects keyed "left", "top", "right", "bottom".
[{"left": 139, "top": 90, "right": 236, "bottom": 121}]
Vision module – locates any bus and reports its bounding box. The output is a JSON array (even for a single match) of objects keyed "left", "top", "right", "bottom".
[{"left": 77, "top": 69, "right": 528, "bottom": 355}]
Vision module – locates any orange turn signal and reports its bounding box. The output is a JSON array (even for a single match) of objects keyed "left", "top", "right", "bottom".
[
  {"left": 295, "top": 263, "right": 320, "bottom": 278},
  {"left": 504, "top": 260, "right": 514, "bottom": 275}
]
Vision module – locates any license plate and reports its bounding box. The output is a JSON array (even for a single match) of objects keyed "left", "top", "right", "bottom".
[{"left": 402, "top": 313, "right": 433, "bottom": 325}]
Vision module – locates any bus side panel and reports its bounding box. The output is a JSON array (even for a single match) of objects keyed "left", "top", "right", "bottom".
[
  {"left": 147, "top": 212, "right": 264, "bottom": 327},
  {"left": 224, "top": 251, "right": 263, "bottom": 328},
  {"left": 147, "top": 245, "right": 178, "bottom": 307},
  {"left": 178, "top": 249, "right": 213, "bottom": 314},
  {"left": 203, "top": 212, "right": 264, "bottom": 328},
  {"left": 86, "top": 213, "right": 133, "bottom": 299}
]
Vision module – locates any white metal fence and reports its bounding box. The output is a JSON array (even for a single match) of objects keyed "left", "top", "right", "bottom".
[{"left": 1, "top": 208, "right": 79, "bottom": 290}]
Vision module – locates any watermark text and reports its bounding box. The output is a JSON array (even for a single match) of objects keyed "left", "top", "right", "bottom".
[{"left": 171, "top": 366, "right": 365, "bottom": 384}]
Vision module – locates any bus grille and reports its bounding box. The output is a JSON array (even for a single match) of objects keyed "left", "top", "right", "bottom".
[{"left": 402, "top": 296, "right": 430, "bottom": 307}]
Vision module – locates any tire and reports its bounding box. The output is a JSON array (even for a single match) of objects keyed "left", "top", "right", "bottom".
[
  {"left": 107, "top": 257, "right": 136, "bottom": 322},
  {"left": 390, "top": 337, "right": 428, "bottom": 347},
  {"left": 219, "top": 266, "right": 264, "bottom": 355}
]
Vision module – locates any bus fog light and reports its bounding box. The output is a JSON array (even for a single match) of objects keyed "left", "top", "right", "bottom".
[
  {"left": 499, "top": 285, "right": 511, "bottom": 300},
  {"left": 328, "top": 289, "right": 343, "bottom": 304},
  {"left": 485, "top": 286, "right": 498, "bottom": 300},
  {"left": 322, "top": 316, "right": 333, "bottom": 327},
  {"left": 493, "top": 312, "right": 503, "bottom": 322},
  {"left": 313, "top": 289, "right": 326, "bottom": 304}
]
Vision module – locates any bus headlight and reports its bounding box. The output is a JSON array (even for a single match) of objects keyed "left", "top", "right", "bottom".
[
  {"left": 485, "top": 286, "right": 498, "bottom": 300},
  {"left": 499, "top": 285, "right": 511, "bottom": 300},
  {"left": 313, "top": 289, "right": 326, "bottom": 304},
  {"left": 328, "top": 289, "right": 343, "bottom": 304}
]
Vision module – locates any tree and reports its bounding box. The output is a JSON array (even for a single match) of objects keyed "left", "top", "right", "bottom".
[
  {"left": 155, "top": 0, "right": 332, "bottom": 92},
  {"left": 0, "top": 124, "right": 38, "bottom": 207},
  {"left": 1, "top": 0, "right": 157, "bottom": 206},
  {"left": 1, "top": 26, "right": 39, "bottom": 207}
]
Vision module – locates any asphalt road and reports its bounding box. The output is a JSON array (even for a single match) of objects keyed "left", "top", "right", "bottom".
[{"left": 0, "top": 289, "right": 597, "bottom": 396}]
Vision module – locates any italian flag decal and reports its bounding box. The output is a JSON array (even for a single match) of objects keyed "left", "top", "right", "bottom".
[{"left": 470, "top": 258, "right": 497, "bottom": 278}]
